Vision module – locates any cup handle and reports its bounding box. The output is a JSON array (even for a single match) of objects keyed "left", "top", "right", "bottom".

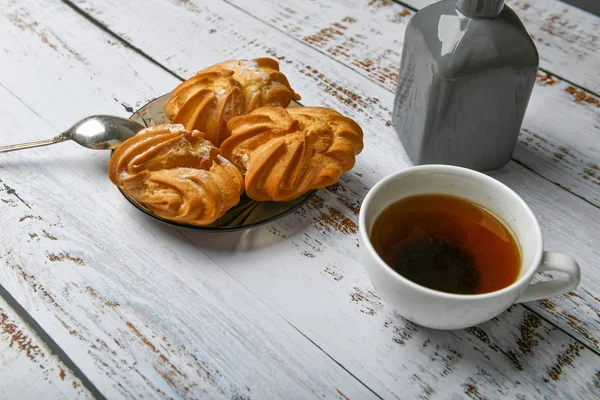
[{"left": 515, "top": 252, "right": 581, "bottom": 303}]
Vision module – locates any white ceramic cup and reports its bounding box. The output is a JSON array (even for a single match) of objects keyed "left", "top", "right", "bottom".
[{"left": 358, "top": 165, "right": 581, "bottom": 330}]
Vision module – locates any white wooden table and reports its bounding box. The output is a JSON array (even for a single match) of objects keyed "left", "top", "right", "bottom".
[{"left": 1, "top": 0, "right": 600, "bottom": 398}]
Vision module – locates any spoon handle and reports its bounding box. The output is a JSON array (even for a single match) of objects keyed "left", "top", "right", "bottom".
[{"left": 0, "top": 134, "right": 67, "bottom": 154}]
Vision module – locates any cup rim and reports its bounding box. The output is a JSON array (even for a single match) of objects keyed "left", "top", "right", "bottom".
[{"left": 358, "top": 164, "right": 544, "bottom": 300}]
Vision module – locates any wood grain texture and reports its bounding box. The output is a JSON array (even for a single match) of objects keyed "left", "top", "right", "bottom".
[
  {"left": 408, "top": 0, "right": 600, "bottom": 94},
  {"left": 224, "top": 0, "right": 600, "bottom": 208},
  {"left": 0, "top": 0, "right": 598, "bottom": 398},
  {"left": 0, "top": 296, "right": 91, "bottom": 399},
  {"left": 67, "top": 0, "right": 600, "bottom": 352},
  {"left": 0, "top": 2, "right": 378, "bottom": 399}
]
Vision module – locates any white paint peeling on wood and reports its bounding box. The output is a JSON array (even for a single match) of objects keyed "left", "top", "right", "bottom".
[
  {"left": 0, "top": 116, "right": 378, "bottom": 398},
  {"left": 0, "top": 1, "right": 177, "bottom": 124},
  {"left": 0, "top": 2, "right": 380, "bottom": 398},
  {"left": 0, "top": 0, "right": 600, "bottom": 398},
  {"left": 66, "top": 0, "right": 600, "bottom": 350},
  {"left": 0, "top": 296, "right": 91, "bottom": 400},
  {"left": 224, "top": 0, "right": 600, "bottom": 207}
]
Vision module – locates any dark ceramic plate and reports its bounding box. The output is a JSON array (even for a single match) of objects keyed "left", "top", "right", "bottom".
[{"left": 115, "top": 93, "right": 315, "bottom": 231}]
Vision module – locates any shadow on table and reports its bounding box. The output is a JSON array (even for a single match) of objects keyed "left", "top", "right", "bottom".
[{"left": 145, "top": 210, "right": 313, "bottom": 253}]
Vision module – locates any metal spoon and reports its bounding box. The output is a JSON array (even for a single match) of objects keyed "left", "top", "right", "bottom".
[{"left": 0, "top": 115, "right": 145, "bottom": 153}]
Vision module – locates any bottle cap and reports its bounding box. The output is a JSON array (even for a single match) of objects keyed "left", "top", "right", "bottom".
[{"left": 456, "top": 0, "right": 505, "bottom": 18}]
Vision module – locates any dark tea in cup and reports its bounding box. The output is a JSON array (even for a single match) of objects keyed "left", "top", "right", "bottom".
[
  {"left": 370, "top": 194, "right": 521, "bottom": 295},
  {"left": 360, "top": 165, "right": 580, "bottom": 329}
]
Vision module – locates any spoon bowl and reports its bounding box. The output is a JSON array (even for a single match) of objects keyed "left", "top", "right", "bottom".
[
  {"left": 0, "top": 115, "right": 145, "bottom": 153},
  {"left": 63, "top": 115, "right": 145, "bottom": 150}
]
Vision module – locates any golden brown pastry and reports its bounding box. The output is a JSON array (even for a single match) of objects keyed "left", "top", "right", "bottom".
[
  {"left": 108, "top": 124, "right": 244, "bottom": 226},
  {"left": 220, "top": 106, "right": 363, "bottom": 202},
  {"left": 164, "top": 58, "right": 300, "bottom": 147}
]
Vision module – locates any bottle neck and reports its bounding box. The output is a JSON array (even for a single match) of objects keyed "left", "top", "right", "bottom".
[{"left": 455, "top": 0, "right": 504, "bottom": 18}]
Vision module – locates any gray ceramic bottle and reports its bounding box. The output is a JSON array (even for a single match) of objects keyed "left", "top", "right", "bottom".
[{"left": 392, "top": 0, "right": 539, "bottom": 171}]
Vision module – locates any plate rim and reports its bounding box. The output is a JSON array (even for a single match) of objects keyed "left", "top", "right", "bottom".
[{"left": 117, "top": 186, "right": 316, "bottom": 232}]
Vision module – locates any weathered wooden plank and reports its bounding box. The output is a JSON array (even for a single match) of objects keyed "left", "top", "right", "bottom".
[
  {"left": 67, "top": 0, "right": 600, "bottom": 352},
  {"left": 1, "top": 0, "right": 598, "bottom": 398},
  {"left": 2, "top": 123, "right": 600, "bottom": 398},
  {"left": 0, "top": 2, "right": 380, "bottom": 398},
  {"left": 0, "top": 295, "right": 91, "bottom": 399},
  {"left": 406, "top": 0, "right": 600, "bottom": 94},
  {"left": 224, "top": 0, "right": 600, "bottom": 208},
  {"left": 184, "top": 179, "right": 600, "bottom": 399}
]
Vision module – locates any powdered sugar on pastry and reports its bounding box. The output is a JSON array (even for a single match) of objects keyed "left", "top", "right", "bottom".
[
  {"left": 240, "top": 153, "right": 249, "bottom": 171},
  {"left": 168, "top": 123, "right": 186, "bottom": 133},
  {"left": 239, "top": 60, "right": 259, "bottom": 71}
]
